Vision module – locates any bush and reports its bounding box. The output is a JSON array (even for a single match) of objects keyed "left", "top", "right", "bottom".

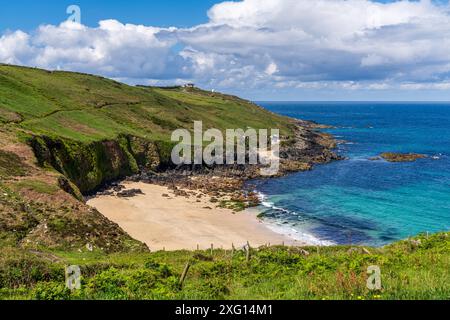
[
  {"left": 199, "top": 278, "right": 230, "bottom": 299},
  {"left": 0, "top": 256, "right": 64, "bottom": 288},
  {"left": 85, "top": 268, "right": 129, "bottom": 299},
  {"left": 32, "top": 282, "right": 71, "bottom": 300},
  {"left": 84, "top": 266, "right": 179, "bottom": 300},
  {"left": 144, "top": 259, "right": 173, "bottom": 278}
]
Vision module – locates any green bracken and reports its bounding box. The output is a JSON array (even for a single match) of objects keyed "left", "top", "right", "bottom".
[{"left": 0, "top": 232, "right": 448, "bottom": 300}]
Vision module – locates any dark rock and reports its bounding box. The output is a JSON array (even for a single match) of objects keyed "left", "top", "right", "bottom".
[
  {"left": 57, "top": 176, "right": 84, "bottom": 201},
  {"left": 117, "top": 188, "right": 144, "bottom": 198},
  {"left": 380, "top": 152, "right": 427, "bottom": 162},
  {"left": 98, "top": 190, "right": 114, "bottom": 196}
]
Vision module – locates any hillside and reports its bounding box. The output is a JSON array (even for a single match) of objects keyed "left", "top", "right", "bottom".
[
  {"left": 0, "top": 65, "right": 449, "bottom": 300},
  {"left": 0, "top": 64, "right": 298, "bottom": 193},
  {"left": 0, "top": 64, "right": 336, "bottom": 252},
  {"left": 1, "top": 232, "right": 449, "bottom": 300}
]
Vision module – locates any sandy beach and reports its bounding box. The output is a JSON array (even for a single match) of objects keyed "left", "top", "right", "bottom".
[{"left": 87, "top": 182, "right": 303, "bottom": 251}]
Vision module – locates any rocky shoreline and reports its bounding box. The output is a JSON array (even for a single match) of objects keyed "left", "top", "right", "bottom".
[{"left": 94, "top": 121, "right": 342, "bottom": 212}]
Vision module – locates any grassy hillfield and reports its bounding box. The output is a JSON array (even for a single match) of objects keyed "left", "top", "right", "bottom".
[
  {"left": 0, "top": 63, "right": 299, "bottom": 251},
  {"left": 0, "top": 64, "right": 449, "bottom": 300},
  {"left": 0, "top": 232, "right": 449, "bottom": 300}
]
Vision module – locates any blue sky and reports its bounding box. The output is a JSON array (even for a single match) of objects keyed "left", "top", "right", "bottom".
[
  {"left": 0, "top": 0, "right": 222, "bottom": 31},
  {"left": 1, "top": 0, "right": 450, "bottom": 101}
]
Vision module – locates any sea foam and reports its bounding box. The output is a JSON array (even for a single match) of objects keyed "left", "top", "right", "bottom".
[{"left": 256, "top": 192, "right": 335, "bottom": 246}]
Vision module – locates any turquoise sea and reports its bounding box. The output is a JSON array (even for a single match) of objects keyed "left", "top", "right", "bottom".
[{"left": 251, "top": 102, "right": 450, "bottom": 246}]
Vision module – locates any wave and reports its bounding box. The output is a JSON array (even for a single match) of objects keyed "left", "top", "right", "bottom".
[
  {"left": 264, "top": 221, "right": 336, "bottom": 246},
  {"left": 256, "top": 192, "right": 335, "bottom": 246},
  {"left": 431, "top": 153, "right": 445, "bottom": 160}
]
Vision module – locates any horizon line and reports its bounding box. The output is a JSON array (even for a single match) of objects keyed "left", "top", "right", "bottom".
[{"left": 254, "top": 100, "right": 450, "bottom": 103}]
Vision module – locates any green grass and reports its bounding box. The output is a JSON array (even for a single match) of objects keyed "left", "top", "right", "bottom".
[
  {"left": 13, "top": 180, "right": 59, "bottom": 195},
  {"left": 0, "top": 232, "right": 448, "bottom": 300},
  {"left": 0, "top": 64, "right": 297, "bottom": 193},
  {"left": 0, "top": 64, "right": 294, "bottom": 144},
  {"left": 0, "top": 150, "right": 27, "bottom": 178}
]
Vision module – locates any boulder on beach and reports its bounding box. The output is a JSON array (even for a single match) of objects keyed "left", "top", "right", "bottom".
[{"left": 117, "top": 189, "right": 144, "bottom": 198}]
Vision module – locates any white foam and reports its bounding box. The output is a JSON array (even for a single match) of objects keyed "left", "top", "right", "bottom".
[
  {"left": 432, "top": 153, "right": 444, "bottom": 160},
  {"left": 255, "top": 191, "right": 335, "bottom": 246},
  {"left": 264, "top": 220, "right": 335, "bottom": 246}
]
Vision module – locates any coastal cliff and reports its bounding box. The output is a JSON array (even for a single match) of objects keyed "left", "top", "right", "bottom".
[
  {"left": 0, "top": 64, "right": 338, "bottom": 252},
  {"left": 1, "top": 65, "right": 448, "bottom": 301}
]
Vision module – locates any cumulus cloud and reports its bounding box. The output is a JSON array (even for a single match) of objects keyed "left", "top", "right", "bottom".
[
  {"left": 180, "top": 0, "right": 450, "bottom": 89},
  {"left": 1, "top": 0, "right": 450, "bottom": 95},
  {"left": 0, "top": 20, "right": 183, "bottom": 80}
]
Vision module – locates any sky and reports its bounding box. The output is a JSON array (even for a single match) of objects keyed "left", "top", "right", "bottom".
[{"left": 1, "top": 0, "right": 450, "bottom": 101}]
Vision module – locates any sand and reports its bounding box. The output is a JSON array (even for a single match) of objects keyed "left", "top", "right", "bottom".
[{"left": 87, "top": 182, "right": 303, "bottom": 251}]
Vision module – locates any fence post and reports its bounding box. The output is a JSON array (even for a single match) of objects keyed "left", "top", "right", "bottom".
[
  {"left": 179, "top": 263, "right": 191, "bottom": 287},
  {"left": 246, "top": 241, "right": 251, "bottom": 263}
]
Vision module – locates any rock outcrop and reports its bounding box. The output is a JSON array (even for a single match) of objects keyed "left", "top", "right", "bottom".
[{"left": 379, "top": 153, "right": 427, "bottom": 162}]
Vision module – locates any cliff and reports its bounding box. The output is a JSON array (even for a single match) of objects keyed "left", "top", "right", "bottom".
[{"left": 0, "top": 64, "right": 338, "bottom": 252}]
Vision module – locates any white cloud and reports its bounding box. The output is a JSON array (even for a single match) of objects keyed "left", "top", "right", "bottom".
[
  {"left": 1, "top": 0, "right": 450, "bottom": 96},
  {"left": 180, "top": 0, "right": 450, "bottom": 88},
  {"left": 265, "top": 62, "right": 278, "bottom": 76},
  {"left": 1, "top": 20, "right": 180, "bottom": 79},
  {"left": 0, "top": 31, "right": 34, "bottom": 64}
]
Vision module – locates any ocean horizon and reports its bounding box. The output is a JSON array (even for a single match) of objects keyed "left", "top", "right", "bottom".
[{"left": 250, "top": 102, "right": 450, "bottom": 247}]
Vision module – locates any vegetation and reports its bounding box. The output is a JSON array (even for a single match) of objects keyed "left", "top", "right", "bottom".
[
  {"left": 0, "top": 64, "right": 297, "bottom": 253},
  {"left": 0, "top": 232, "right": 448, "bottom": 300},
  {"left": 0, "top": 65, "right": 448, "bottom": 300},
  {"left": 0, "top": 64, "right": 295, "bottom": 193},
  {"left": 0, "top": 150, "right": 27, "bottom": 178}
]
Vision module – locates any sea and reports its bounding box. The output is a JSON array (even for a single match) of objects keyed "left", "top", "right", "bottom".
[{"left": 250, "top": 102, "right": 450, "bottom": 247}]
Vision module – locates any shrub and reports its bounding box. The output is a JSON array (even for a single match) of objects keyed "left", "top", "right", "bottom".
[
  {"left": 144, "top": 259, "right": 173, "bottom": 278},
  {"left": 32, "top": 282, "right": 71, "bottom": 300},
  {"left": 85, "top": 268, "right": 129, "bottom": 299},
  {"left": 199, "top": 278, "right": 230, "bottom": 299},
  {"left": 0, "top": 256, "right": 63, "bottom": 288}
]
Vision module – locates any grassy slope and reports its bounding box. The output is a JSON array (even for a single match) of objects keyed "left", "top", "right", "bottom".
[
  {"left": 0, "top": 64, "right": 296, "bottom": 253},
  {"left": 0, "top": 232, "right": 448, "bottom": 300},
  {"left": 1, "top": 64, "right": 297, "bottom": 194},
  {"left": 0, "top": 64, "right": 293, "bottom": 142}
]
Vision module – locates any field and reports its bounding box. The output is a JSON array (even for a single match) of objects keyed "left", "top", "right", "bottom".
[
  {"left": 0, "top": 232, "right": 449, "bottom": 300},
  {"left": 0, "top": 64, "right": 294, "bottom": 143}
]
